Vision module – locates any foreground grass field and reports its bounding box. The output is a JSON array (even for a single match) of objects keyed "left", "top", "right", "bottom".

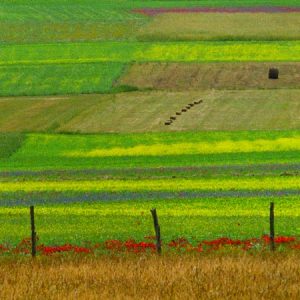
[
  {"left": 1, "top": 254, "right": 300, "bottom": 299},
  {"left": 0, "top": 130, "right": 299, "bottom": 245},
  {"left": 0, "top": 196, "right": 299, "bottom": 244}
]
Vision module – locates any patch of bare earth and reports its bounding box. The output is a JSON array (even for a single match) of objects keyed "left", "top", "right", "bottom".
[{"left": 117, "top": 62, "right": 300, "bottom": 90}]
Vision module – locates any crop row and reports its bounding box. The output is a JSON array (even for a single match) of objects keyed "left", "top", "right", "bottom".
[
  {"left": 3, "top": 42, "right": 300, "bottom": 66},
  {"left": 66, "top": 136, "right": 300, "bottom": 157},
  {"left": 0, "top": 177, "right": 299, "bottom": 193},
  {"left": 0, "top": 196, "right": 299, "bottom": 245},
  {"left": 1, "top": 1, "right": 299, "bottom": 22},
  {"left": 2, "top": 131, "right": 300, "bottom": 171}
]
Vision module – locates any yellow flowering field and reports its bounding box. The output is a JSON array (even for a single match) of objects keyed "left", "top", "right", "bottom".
[
  {"left": 66, "top": 136, "right": 300, "bottom": 158},
  {"left": 0, "top": 177, "right": 299, "bottom": 193}
]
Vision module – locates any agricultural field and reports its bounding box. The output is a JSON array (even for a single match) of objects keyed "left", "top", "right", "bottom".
[
  {"left": 1, "top": 90, "right": 300, "bottom": 132},
  {"left": 1, "top": 0, "right": 300, "bottom": 96},
  {"left": 1, "top": 254, "right": 300, "bottom": 299},
  {"left": 1, "top": 0, "right": 300, "bottom": 298},
  {"left": 1, "top": 130, "right": 300, "bottom": 245}
]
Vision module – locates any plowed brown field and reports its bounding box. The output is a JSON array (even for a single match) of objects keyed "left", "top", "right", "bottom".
[{"left": 118, "top": 62, "right": 300, "bottom": 90}]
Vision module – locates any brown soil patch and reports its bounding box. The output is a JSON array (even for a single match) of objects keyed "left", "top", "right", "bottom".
[{"left": 117, "top": 62, "right": 300, "bottom": 90}]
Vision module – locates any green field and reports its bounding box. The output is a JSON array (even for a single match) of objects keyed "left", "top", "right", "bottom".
[
  {"left": 1, "top": 0, "right": 299, "bottom": 96},
  {"left": 1, "top": 197, "right": 300, "bottom": 245},
  {"left": 0, "top": 130, "right": 299, "bottom": 244},
  {"left": 1, "top": 41, "right": 300, "bottom": 96},
  {"left": 1, "top": 0, "right": 300, "bottom": 249},
  {"left": 1, "top": 130, "right": 300, "bottom": 170},
  {"left": 4, "top": 41, "right": 300, "bottom": 65},
  {"left": 1, "top": 0, "right": 300, "bottom": 96}
]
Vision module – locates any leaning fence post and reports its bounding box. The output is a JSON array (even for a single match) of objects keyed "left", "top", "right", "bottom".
[
  {"left": 150, "top": 208, "right": 162, "bottom": 254},
  {"left": 30, "top": 206, "right": 37, "bottom": 257},
  {"left": 270, "top": 202, "right": 275, "bottom": 251}
]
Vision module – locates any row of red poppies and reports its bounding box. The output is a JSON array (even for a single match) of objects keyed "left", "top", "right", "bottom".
[{"left": 0, "top": 235, "right": 299, "bottom": 256}]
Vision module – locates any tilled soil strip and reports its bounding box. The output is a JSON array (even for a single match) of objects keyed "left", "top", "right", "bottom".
[{"left": 133, "top": 7, "right": 300, "bottom": 16}]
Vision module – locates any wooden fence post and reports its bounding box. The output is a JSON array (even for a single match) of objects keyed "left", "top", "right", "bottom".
[
  {"left": 270, "top": 202, "right": 275, "bottom": 251},
  {"left": 30, "top": 206, "right": 37, "bottom": 257},
  {"left": 150, "top": 208, "right": 162, "bottom": 254}
]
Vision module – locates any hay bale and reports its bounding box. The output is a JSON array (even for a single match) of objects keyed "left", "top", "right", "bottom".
[
  {"left": 182, "top": 109, "right": 187, "bottom": 112},
  {"left": 170, "top": 116, "right": 176, "bottom": 120},
  {"left": 176, "top": 112, "right": 181, "bottom": 115},
  {"left": 269, "top": 68, "right": 279, "bottom": 79},
  {"left": 165, "top": 121, "right": 172, "bottom": 125}
]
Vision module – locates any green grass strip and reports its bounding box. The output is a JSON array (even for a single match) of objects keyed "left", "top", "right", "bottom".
[
  {"left": 0, "top": 133, "right": 25, "bottom": 160},
  {"left": 1, "top": 131, "right": 300, "bottom": 171},
  {"left": 0, "top": 177, "right": 299, "bottom": 192},
  {"left": 0, "top": 196, "right": 299, "bottom": 245},
  {"left": 0, "top": 63, "right": 125, "bottom": 96},
  {"left": 2, "top": 41, "right": 300, "bottom": 65}
]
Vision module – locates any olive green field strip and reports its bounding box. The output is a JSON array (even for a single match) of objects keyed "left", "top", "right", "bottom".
[
  {"left": 3, "top": 13, "right": 300, "bottom": 44},
  {"left": 2, "top": 0, "right": 299, "bottom": 23},
  {"left": 138, "top": 13, "right": 300, "bottom": 42},
  {"left": 1, "top": 90, "right": 300, "bottom": 133}
]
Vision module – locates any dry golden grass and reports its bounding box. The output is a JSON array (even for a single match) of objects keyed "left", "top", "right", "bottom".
[{"left": 1, "top": 253, "right": 300, "bottom": 299}]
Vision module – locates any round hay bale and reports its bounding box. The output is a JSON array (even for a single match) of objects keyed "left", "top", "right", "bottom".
[
  {"left": 182, "top": 109, "right": 187, "bottom": 112},
  {"left": 165, "top": 121, "right": 172, "bottom": 125},
  {"left": 176, "top": 112, "right": 181, "bottom": 115},
  {"left": 170, "top": 116, "right": 176, "bottom": 120},
  {"left": 269, "top": 68, "right": 279, "bottom": 79}
]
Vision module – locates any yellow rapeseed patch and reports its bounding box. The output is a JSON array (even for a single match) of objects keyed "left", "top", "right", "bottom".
[
  {"left": 66, "top": 137, "right": 300, "bottom": 157},
  {"left": 0, "top": 177, "right": 299, "bottom": 193},
  {"left": 135, "top": 42, "right": 300, "bottom": 62}
]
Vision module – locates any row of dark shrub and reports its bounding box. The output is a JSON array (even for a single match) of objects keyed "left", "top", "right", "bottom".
[{"left": 165, "top": 99, "right": 203, "bottom": 126}]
